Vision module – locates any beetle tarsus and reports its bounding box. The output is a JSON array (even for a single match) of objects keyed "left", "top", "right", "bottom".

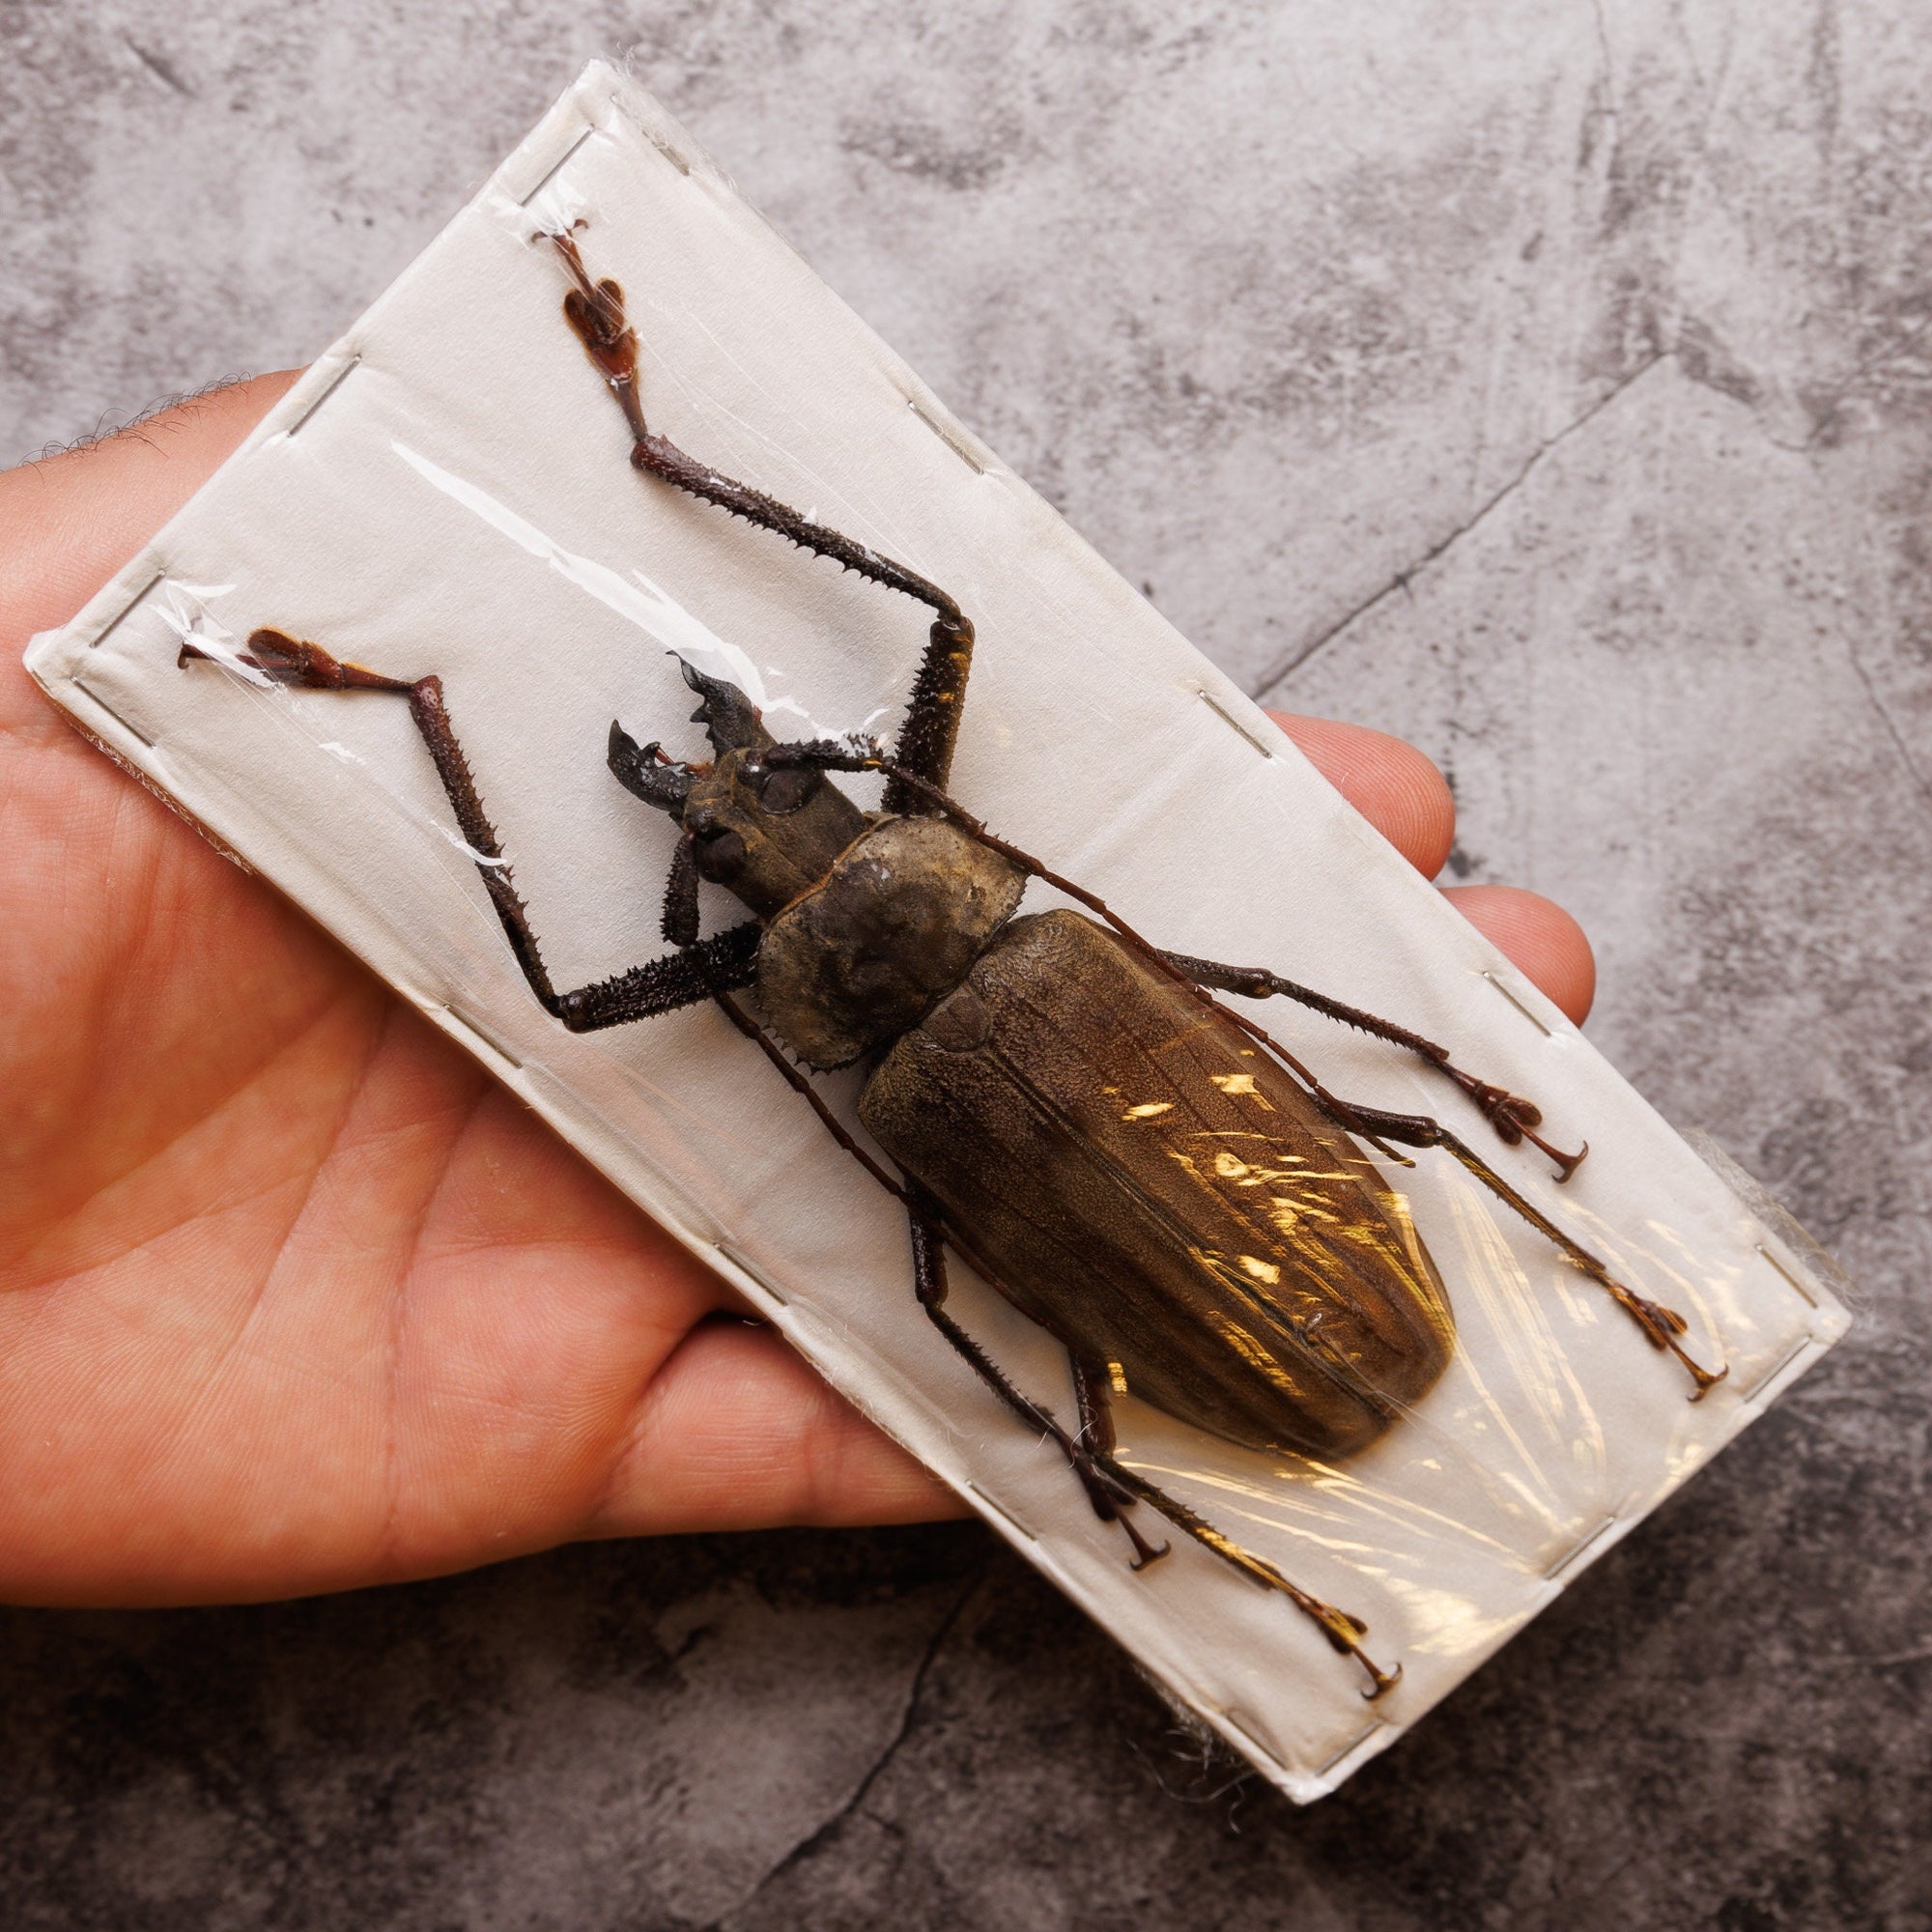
[
  {"left": 1467, "top": 1083, "right": 1588, "bottom": 1181},
  {"left": 1334, "top": 1099, "right": 1728, "bottom": 1401},
  {"left": 1616, "top": 1285, "right": 1729, "bottom": 1398},
  {"left": 1545, "top": 1138, "right": 1589, "bottom": 1183},
  {"left": 1359, "top": 1654, "right": 1404, "bottom": 1701},
  {"left": 1297, "top": 1601, "right": 1401, "bottom": 1699}
]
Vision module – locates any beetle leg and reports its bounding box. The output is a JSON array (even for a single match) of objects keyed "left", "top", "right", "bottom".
[
  {"left": 1332, "top": 1101, "right": 1728, "bottom": 1400},
  {"left": 179, "top": 631, "right": 758, "bottom": 1030},
  {"left": 1070, "top": 1358, "right": 1170, "bottom": 1570},
  {"left": 910, "top": 1215, "right": 1154, "bottom": 1541},
  {"left": 905, "top": 1199, "right": 1132, "bottom": 1516},
  {"left": 550, "top": 232, "right": 977, "bottom": 808},
  {"left": 1093, "top": 1461, "right": 1403, "bottom": 1701},
  {"left": 1158, "top": 951, "right": 1586, "bottom": 1180},
  {"left": 910, "top": 1196, "right": 1400, "bottom": 1699}
]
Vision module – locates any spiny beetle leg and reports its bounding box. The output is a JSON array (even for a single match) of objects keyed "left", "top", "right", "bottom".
[
  {"left": 550, "top": 230, "right": 978, "bottom": 805},
  {"left": 907, "top": 1199, "right": 1142, "bottom": 1536},
  {"left": 178, "top": 629, "right": 755, "bottom": 1029},
  {"left": 910, "top": 1196, "right": 1396, "bottom": 1697},
  {"left": 1333, "top": 1100, "right": 1728, "bottom": 1400},
  {"left": 1160, "top": 950, "right": 1586, "bottom": 1180},
  {"left": 1072, "top": 1357, "right": 1170, "bottom": 1570}
]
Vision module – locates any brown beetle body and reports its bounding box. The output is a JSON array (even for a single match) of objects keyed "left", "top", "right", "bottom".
[
  {"left": 860, "top": 907, "right": 1456, "bottom": 1457},
  {"left": 616, "top": 684, "right": 1457, "bottom": 1458}
]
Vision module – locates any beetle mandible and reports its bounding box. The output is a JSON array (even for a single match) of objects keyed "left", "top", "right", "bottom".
[{"left": 180, "top": 230, "right": 1725, "bottom": 1697}]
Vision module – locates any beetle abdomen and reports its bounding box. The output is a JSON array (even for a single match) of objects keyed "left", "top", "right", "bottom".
[
  {"left": 859, "top": 909, "right": 1457, "bottom": 1458},
  {"left": 757, "top": 815, "right": 1026, "bottom": 1069}
]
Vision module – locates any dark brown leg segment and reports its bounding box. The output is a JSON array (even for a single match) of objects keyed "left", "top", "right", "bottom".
[
  {"left": 909, "top": 1194, "right": 1399, "bottom": 1698},
  {"left": 1323, "top": 1100, "right": 1727, "bottom": 1399},
  {"left": 1067, "top": 1357, "right": 1169, "bottom": 1568},
  {"left": 1160, "top": 950, "right": 1585, "bottom": 1179},
  {"left": 180, "top": 631, "right": 757, "bottom": 1032},
  {"left": 550, "top": 233, "right": 976, "bottom": 810}
]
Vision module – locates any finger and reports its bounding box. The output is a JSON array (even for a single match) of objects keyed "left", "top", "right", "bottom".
[
  {"left": 0, "top": 372, "right": 301, "bottom": 686},
  {"left": 1441, "top": 883, "right": 1597, "bottom": 1025},
  {"left": 1266, "top": 710, "right": 1455, "bottom": 878},
  {"left": 584, "top": 1317, "right": 968, "bottom": 1539}
]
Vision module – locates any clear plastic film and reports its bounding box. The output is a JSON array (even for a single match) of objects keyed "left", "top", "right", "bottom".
[{"left": 26, "top": 65, "right": 1850, "bottom": 1803}]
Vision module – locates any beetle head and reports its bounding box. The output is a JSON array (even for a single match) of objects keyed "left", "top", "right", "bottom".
[{"left": 608, "top": 660, "right": 868, "bottom": 920}]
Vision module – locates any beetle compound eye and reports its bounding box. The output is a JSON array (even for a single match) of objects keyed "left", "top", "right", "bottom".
[{"left": 755, "top": 765, "right": 823, "bottom": 815}]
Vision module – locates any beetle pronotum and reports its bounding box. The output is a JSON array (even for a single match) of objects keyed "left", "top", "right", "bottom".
[{"left": 180, "top": 229, "right": 1724, "bottom": 1697}]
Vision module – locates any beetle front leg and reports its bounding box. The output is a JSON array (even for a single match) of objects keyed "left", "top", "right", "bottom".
[
  {"left": 551, "top": 232, "right": 977, "bottom": 809},
  {"left": 179, "top": 630, "right": 759, "bottom": 1030}
]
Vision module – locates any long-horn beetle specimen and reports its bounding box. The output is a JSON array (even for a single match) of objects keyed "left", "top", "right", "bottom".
[{"left": 181, "top": 230, "right": 1726, "bottom": 1697}]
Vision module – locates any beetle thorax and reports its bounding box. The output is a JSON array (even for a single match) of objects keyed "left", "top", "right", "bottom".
[{"left": 755, "top": 815, "right": 1028, "bottom": 1069}]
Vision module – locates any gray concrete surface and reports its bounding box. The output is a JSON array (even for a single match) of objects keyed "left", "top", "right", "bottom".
[{"left": 3, "top": 2, "right": 1928, "bottom": 1926}]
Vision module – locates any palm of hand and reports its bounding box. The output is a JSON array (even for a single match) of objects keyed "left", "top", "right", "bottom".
[
  {"left": 0, "top": 378, "right": 1592, "bottom": 1605},
  {"left": 1, "top": 381, "right": 951, "bottom": 1603}
]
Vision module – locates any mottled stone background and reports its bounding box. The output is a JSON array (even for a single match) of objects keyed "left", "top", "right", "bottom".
[{"left": 3, "top": 3, "right": 1928, "bottom": 1927}]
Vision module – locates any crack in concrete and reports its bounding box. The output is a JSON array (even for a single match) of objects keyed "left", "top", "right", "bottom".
[
  {"left": 704, "top": 1569, "right": 984, "bottom": 1929},
  {"left": 123, "top": 34, "right": 192, "bottom": 97},
  {"left": 1251, "top": 352, "right": 1668, "bottom": 698},
  {"left": 1845, "top": 639, "right": 1932, "bottom": 827},
  {"left": 1590, "top": 0, "right": 1621, "bottom": 116}
]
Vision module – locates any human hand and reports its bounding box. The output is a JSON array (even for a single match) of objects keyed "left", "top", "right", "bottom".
[{"left": 0, "top": 377, "right": 1594, "bottom": 1605}]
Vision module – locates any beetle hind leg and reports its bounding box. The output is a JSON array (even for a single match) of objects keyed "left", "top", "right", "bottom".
[
  {"left": 1093, "top": 1456, "right": 1403, "bottom": 1701},
  {"left": 1069, "top": 1354, "right": 1398, "bottom": 1698},
  {"left": 1070, "top": 1357, "right": 1169, "bottom": 1570},
  {"left": 908, "top": 1194, "right": 1399, "bottom": 1699}
]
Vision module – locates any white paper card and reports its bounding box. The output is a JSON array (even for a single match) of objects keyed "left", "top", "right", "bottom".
[{"left": 25, "top": 64, "right": 1849, "bottom": 1802}]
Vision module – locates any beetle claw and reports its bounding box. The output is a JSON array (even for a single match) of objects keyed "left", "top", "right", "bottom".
[
  {"left": 1307, "top": 1603, "right": 1402, "bottom": 1700},
  {"left": 1680, "top": 1350, "right": 1730, "bottom": 1402},
  {"left": 1543, "top": 1137, "right": 1589, "bottom": 1183},
  {"left": 1359, "top": 1655, "right": 1404, "bottom": 1701}
]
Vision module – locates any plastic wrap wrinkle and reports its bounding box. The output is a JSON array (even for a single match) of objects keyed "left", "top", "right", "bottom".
[{"left": 23, "top": 63, "right": 1852, "bottom": 1804}]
